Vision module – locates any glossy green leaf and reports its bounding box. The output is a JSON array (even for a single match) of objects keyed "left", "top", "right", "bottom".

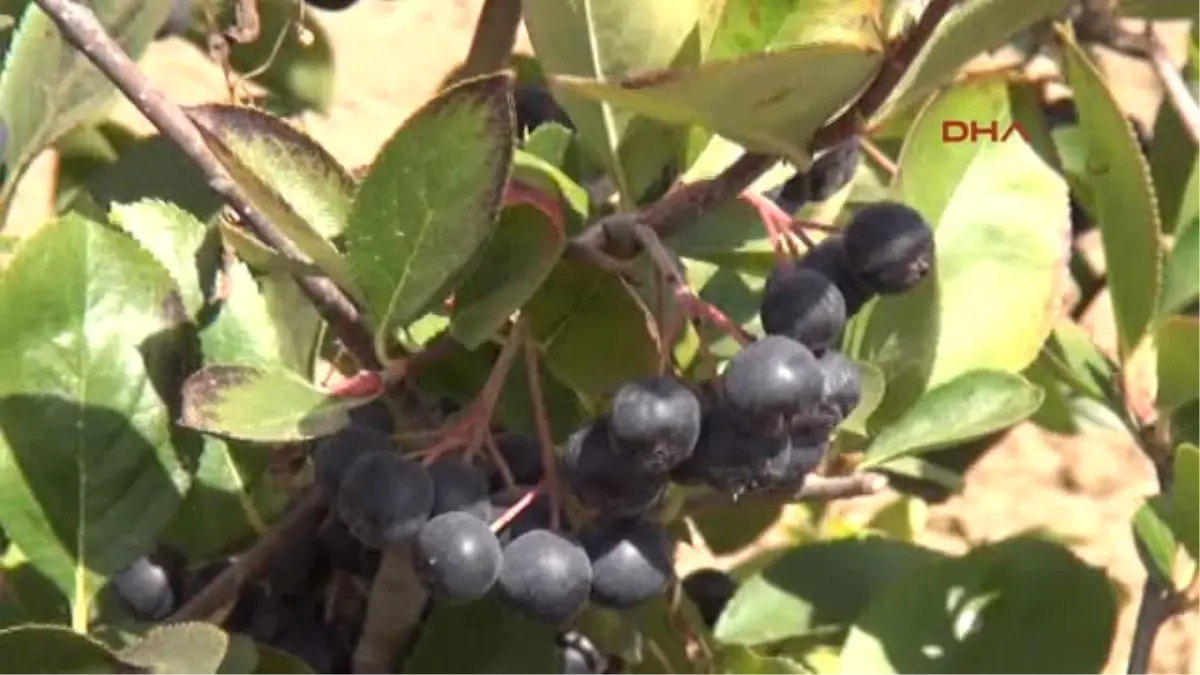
[
  {"left": 403, "top": 595, "right": 558, "bottom": 673},
  {"left": 714, "top": 538, "right": 945, "bottom": 646},
  {"left": 449, "top": 187, "right": 567, "bottom": 349},
  {"left": 0, "top": 0, "right": 171, "bottom": 208},
  {"left": 861, "top": 371, "right": 1043, "bottom": 468},
  {"left": 0, "top": 624, "right": 123, "bottom": 674},
  {"left": 120, "top": 622, "right": 229, "bottom": 674},
  {"left": 715, "top": 646, "right": 809, "bottom": 674},
  {"left": 217, "top": 634, "right": 259, "bottom": 674},
  {"left": 838, "top": 536, "right": 1117, "bottom": 674},
  {"left": 840, "top": 359, "right": 885, "bottom": 438},
  {"left": 687, "top": 500, "right": 783, "bottom": 557},
  {"left": 1148, "top": 70, "right": 1198, "bottom": 235},
  {"left": 259, "top": 272, "right": 323, "bottom": 376},
  {"left": 873, "top": 454, "right": 966, "bottom": 500},
  {"left": 187, "top": 104, "right": 355, "bottom": 239},
  {"left": 198, "top": 258, "right": 286, "bottom": 369},
  {"left": 1060, "top": 30, "right": 1162, "bottom": 358},
  {"left": 185, "top": 0, "right": 334, "bottom": 113},
  {"left": 179, "top": 364, "right": 371, "bottom": 443},
  {"left": 54, "top": 122, "right": 141, "bottom": 203},
  {"left": 708, "top": 0, "right": 881, "bottom": 61},
  {"left": 1116, "top": 0, "right": 1197, "bottom": 19},
  {"left": 849, "top": 78, "right": 1068, "bottom": 423},
  {"left": 345, "top": 72, "right": 513, "bottom": 358},
  {"left": 109, "top": 199, "right": 215, "bottom": 316},
  {"left": 871, "top": 0, "right": 1077, "bottom": 124},
  {"left": 510, "top": 148, "right": 590, "bottom": 231},
  {"left": 1173, "top": 443, "right": 1199, "bottom": 559},
  {"left": 523, "top": 259, "right": 659, "bottom": 397},
  {"left": 68, "top": 134, "right": 223, "bottom": 223},
  {"left": 252, "top": 645, "right": 315, "bottom": 674},
  {"left": 1038, "top": 321, "right": 1119, "bottom": 403},
  {"left": 194, "top": 121, "right": 362, "bottom": 304},
  {"left": 1160, "top": 215, "right": 1199, "bottom": 315},
  {"left": 1156, "top": 316, "right": 1200, "bottom": 414},
  {"left": 218, "top": 219, "right": 322, "bottom": 279},
  {"left": 552, "top": 38, "right": 882, "bottom": 167},
  {"left": 0, "top": 214, "right": 195, "bottom": 630},
  {"left": 522, "top": 0, "right": 706, "bottom": 203},
  {"left": 1132, "top": 495, "right": 1176, "bottom": 583}
]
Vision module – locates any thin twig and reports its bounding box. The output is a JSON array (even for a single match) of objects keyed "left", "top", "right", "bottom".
[
  {"left": 1127, "top": 431, "right": 1179, "bottom": 674},
  {"left": 168, "top": 489, "right": 328, "bottom": 621},
  {"left": 684, "top": 472, "right": 889, "bottom": 514},
  {"left": 521, "top": 331, "right": 562, "bottom": 529},
  {"left": 34, "top": 0, "right": 379, "bottom": 368},
  {"left": 452, "top": 0, "right": 522, "bottom": 84},
  {"left": 567, "top": 0, "right": 957, "bottom": 263}
]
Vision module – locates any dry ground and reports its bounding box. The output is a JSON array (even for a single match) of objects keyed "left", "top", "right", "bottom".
[{"left": 7, "top": 0, "right": 1197, "bottom": 672}]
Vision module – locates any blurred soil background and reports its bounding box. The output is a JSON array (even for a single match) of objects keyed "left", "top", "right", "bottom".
[{"left": 6, "top": 0, "right": 1197, "bottom": 672}]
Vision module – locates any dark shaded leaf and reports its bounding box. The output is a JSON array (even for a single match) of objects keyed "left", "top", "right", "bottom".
[
  {"left": 119, "top": 622, "right": 229, "bottom": 674},
  {"left": 0, "top": 624, "right": 123, "bottom": 674},
  {"left": 402, "top": 594, "right": 557, "bottom": 673}
]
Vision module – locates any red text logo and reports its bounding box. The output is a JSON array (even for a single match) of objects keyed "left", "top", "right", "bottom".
[{"left": 941, "top": 120, "right": 1030, "bottom": 144}]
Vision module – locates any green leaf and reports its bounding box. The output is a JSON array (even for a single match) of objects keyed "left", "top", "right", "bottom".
[
  {"left": 55, "top": 121, "right": 141, "bottom": 202},
  {"left": 849, "top": 78, "right": 1068, "bottom": 423},
  {"left": 0, "top": 0, "right": 171, "bottom": 208},
  {"left": 187, "top": 104, "right": 355, "bottom": 239},
  {"left": 1038, "top": 321, "right": 1119, "bottom": 403},
  {"left": 218, "top": 633, "right": 260, "bottom": 674},
  {"left": 686, "top": 500, "right": 782, "bottom": 557},
  {"left": 193, "top": 120, "right": 362, "bottom": 304},
  {"left": 0, "top": 624, "right": 123, "bottom": 674},
  {"left": 1159, "top": 214, "right": 1199, "bottom": 315},
  {"left": 185, "top": 0, "right": 334, "bottom": 113},
  {"left": 626, "top": 593, "right": 713, "bottom": 674},
  {"left": 839, "top": 360, "right": 885, "bottom": 438},
  {"left": 252, "top": 644, "right": 315, "bottom": 674},
  {"left": 1173, "top": 443, "right": 1199, "bottom": 559},
  {"left": 708, "top": 0, "right": 881, "bottom": 61},
  {"left": 1156, "top": 316, "right": 1200, "bottom": 414},
  {"left": 714, "top": 538, "right": 945, "bottom": 646},
  {"left": 402, "top": 594, "right": 558, "bottom": 673},
  {"left": 1059, "top": 30, "right": 1162, "bottom": 358},
  {"left": 180, "top": 364, "right": 371, "bottom": 443},
  {"left": 551, "top": 36, "right": 883, "bottom": 167},
  {"left": 861, "top": 371, "right": 1043, "bottom": 468},
  {"left": 68, "top": 135, "right": 223, "bottom": 223},
  {"left": 1132, "top": 495, "right": 1177, "bottom": 583},
  {"left": 715, "top": 646, "right": 809, "bottom": 674},
  {"left": 449, "top": 188, "right": 567, "bottom": 350},
  {"left": 523, "top": 259, "right": 659, "bottom": 397},
  {"left": 259, "top": 272, "right": 323, "bottom": 376},
  {"left": 1148, "top": 69, "right": 1198, "bottom": 235},
  {"left": 345, "top": 72, "right": 514, "bottom": 358},
  {"left": 838, "top": 536, "right": 1117, "bottom": 674},
  {"left": 119, "top": 622, "right": 229, "bottom": 674},
  {"left": 198, "top": 259, "right": 287, "bottom": 369},
  {"left": 0, "top": 214, "right": 196, "bottom": 630},
  {"left": 1116, "top": 0, "right": 1198, "bottom": 19},
  {"left": 109, "top": 199, "right": 216, "bottom": 316},
  {"left": 871, "top": 0, "right": 1077, "bottom": 124},
  {"left": 521, "top": 0, "right": 706, "bottom": 203}
]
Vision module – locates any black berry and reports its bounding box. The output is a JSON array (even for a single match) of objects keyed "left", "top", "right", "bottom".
[
  {"left": 673, "top": 405, "right": 791, "bottom": 497},
  {"left": 304, "top": 0, "right": 359, "bottom": 10},
  {"left": 490, "top": 489, "right": 565, "bottom": 543},
  {"left": 428, "top": 458, "right": 493, "bottom": 523},
  {"left": 497, "top": 529, "right": 593, "bottom": 625},
  {"left": 318, "top": 517, "right": 381, "bottom": 578},
  {"left": 557, "top": 631, "right": 607, "bottom": 674},
  {"left": 771, "top": 136, "right": 860, "bottom": 211},
  {"left": 336, "top": 451, "right": 435, "bottom": 548},
  {"left": 312, "top": 424, "right": 393, "bottom": 500},
  {"left": 560, "top": 418, "right": 668, "bottom": 517},
  {"left": 582, "top": 518, "right": 673, "bottom": 609},
  {"left": 515, "top": 84, "right": 575, "bottom": 137},
  {"left": 813, "top": 349, "right": 862, "bottom": 426},
  {"left": 607, "top": 376, "right": 702, "bottom": 473},
  {"left": 842, "top": 201, "right": 935, "bottom": 294},
  {"left": 760, "top": 263, "right": 847, "bottom": 352},
  {"left": 721, "top": 335, "right": 824, "bottom": 428},
  {"left": 797, "top": 235, "right": 873, "bottom": 316},
  {"left": 348, "top": 399, "right": 396, "bottom": 434},
  {"left": 681, "top": 568, "right": 737, "bottom": 628},
  {"left": 111, "top": 556, "right": 174, "bottom": 620},
  {"left": 413, "top": 511, "right": 503, "bottom": 603},
  {"left": 489, "top": 433, "right": 545, "bottom": 490}
]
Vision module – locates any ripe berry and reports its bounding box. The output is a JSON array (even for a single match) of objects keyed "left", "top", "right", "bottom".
[
  {"left": 304, "top": 0, "right": 359, "bottom": 10},
  {"left": 797, "top": 235, "right": 873, "bottom": 316},
  {"left": 557, "top": 631, "right": 607, "bottom": 674},
  {"left": 813, "top": 349, "right": 862, "bottom": 425},
  {"left": 336, "top": 451, "right": 435, "bottom": 549},
  {"left": 842, "top": 201, "right": 935, "bottom": 294},
  {"left": 349, "top": 399, "right": 395, "bottom": 434},
  {"left": 413, "top": 511, "right": 503, "bottom": 603},
  {"left": 771, "top": 136, "right": 861, "bottom": 211},
  {"left": 582, "top": 518, "right": 673, "bottom": 609},
  {"left": 489, "top": 433, "right": 545, "bottom": 491},
  {"left": 560, "top": 418, "right": 668, "bottom": 517},
  {"left": 673, "top": 405, "right": 791, "bottom": 497},
  {"left": 681, "top": 568, "right": 737, "bottom": 628},
  {"left": 318, "top": 517, "right": 381, "bottom": 578},
  {"left": 490, "top": 489, "right": 565, "bottom": 543},
  {"left": 607, "top": 376, "right": 701, "bottom": 474},
  {"left": 312, "top": 424, "right": 393, "bottom": 500},
  {"left": 111, "top": 556, "right": 174, "bottom": 620},
  {"left": 497, "top": 529, "right": 593, "bottom": 625},
  {"left": 515, "top": 84, "right": 574, "bottom": 137},
  {"left": 428, "top": 458, "right": 493, "bottom": 523},
  {"left": 721, "top": 335, "right": 824, "bottom": 428},
  {"left": 760, "top": 264, "right": 847, "bottom": 353}
]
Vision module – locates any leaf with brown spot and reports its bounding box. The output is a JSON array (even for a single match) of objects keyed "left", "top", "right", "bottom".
[{"left": 180, "top": 364, "right": 373, "bottom": 443}]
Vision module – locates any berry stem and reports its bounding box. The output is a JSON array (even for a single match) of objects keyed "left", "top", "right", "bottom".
[
  {"left": 521, "top": 331, "right": 564, "bottom": 531},
  {"left": 738, "top": 191, "right": 804, "bottom": 259},
  {"left": 483, "top": 433, "right": 519, "bottom": 490},
  {"left": 858, "top": 137, "right": 898, "bottom": 177},
  {"left": 489, "top": 484, "right": 542, "bottom": 534}
]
